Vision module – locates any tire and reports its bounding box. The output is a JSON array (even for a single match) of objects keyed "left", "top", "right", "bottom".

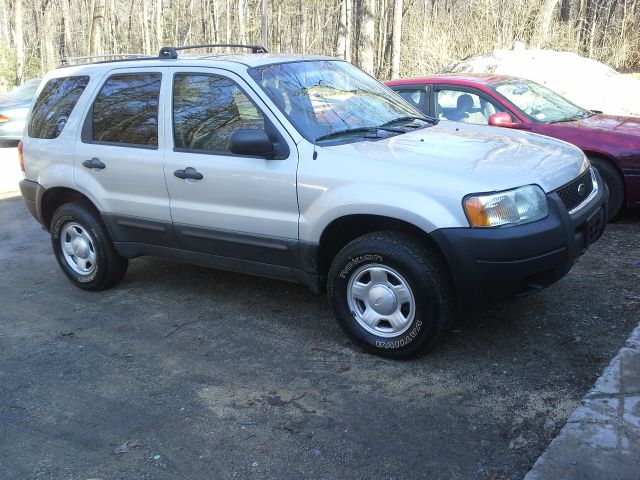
[
  {"left": 589, "top": 156, "right": 625, "bottom": 220},
  {"left": 327, "top": 231, "right": 453, "bottom": 359},
  {"left": 50, "top": 201, "right": 128, "bottom": 290}
]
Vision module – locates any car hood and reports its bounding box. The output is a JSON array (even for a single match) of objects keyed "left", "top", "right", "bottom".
[
  {"left": 326, "top": 122, "right": 586, "bottom": 194},
  {"left": 567, "top": 114, "right": 640, "bottom": 136}
]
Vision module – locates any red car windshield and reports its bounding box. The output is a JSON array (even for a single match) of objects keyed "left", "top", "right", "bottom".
[{"left": 490, "top": 79, "right": 592, "bottom": 124}]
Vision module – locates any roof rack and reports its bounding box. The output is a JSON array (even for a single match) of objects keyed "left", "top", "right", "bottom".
[
  {"left": 59, "top": 53, "right": 153, "bottom": 67},
  {"left": 158, "top": 44, "right": 268, "bottom": 59}
]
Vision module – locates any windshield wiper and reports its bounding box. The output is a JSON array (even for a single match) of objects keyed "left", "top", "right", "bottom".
[
  {"left": 315, "top": 126, "right": 404, "bottom": 142},
  {"left": 379, "top": 115, "right": 438, "bottom": 127},
  {"left": 550, "top": 111, "right": 594, "bottom": 124}
]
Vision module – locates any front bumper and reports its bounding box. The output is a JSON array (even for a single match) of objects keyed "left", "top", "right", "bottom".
[{"left": 431, "top": 169, "right": 608, "bottom": 311}]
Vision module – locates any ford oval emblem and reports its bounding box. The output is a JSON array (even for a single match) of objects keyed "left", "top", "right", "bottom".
[{"left": 577, "top": 183, "right": 587, "bottom": 196}]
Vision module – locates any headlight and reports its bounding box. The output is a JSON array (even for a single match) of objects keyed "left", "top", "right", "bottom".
[{"left": 463, "top": 185, "right": 548, "bottom": 227}]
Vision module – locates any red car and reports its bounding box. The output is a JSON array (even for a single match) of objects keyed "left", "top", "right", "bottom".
[{"left": 386, "top": 74, "right": 640, "bottom": 218}]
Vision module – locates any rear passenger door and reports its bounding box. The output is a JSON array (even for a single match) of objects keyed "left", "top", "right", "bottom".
[
  {"left": 74, "top": 67, "right": 174, "bottom": 246},
  {"left": 163, "top": 67, "right": 299, "bottom": 261}
]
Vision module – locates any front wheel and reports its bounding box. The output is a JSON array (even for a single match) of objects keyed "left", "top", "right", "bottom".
[
  {"left": 327, "top": 231, "right": 453, "bottom": 359},
  {"left": 51, "top": 201, "right": 128, "bottom": 290}
]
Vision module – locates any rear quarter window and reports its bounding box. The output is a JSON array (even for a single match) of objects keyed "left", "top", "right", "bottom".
[{"left": 28, "top": 76, "right": 89, "bottom": 139}]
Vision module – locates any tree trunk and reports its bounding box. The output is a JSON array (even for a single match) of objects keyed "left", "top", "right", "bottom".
[
  {"left": 41, "top": 2, "right": 56, "bottom": 70},
  {"left": 89, "top": 0, "right": 106, "bottom": 55},
  {"left": 262, "top": 0, "right": 268, "bottom": 48},
  {"left": 337, "top": 0, "right": 348, "bottom": 58},
  {"left": 532, "top": 0, "right": 561, "bottom": 48},
  {"left": 156, "top": 0, "right": 163, "bottom": 51},
  {"left": 391, "top": 0, "right": 403, "bottom": 78},
  {"left": 0, "top": 0, "right": 8, "bottom": 47},
  {"left": 212, "top": 0, "right": 219, "bottom": 43},
  {"left": 359, "top": 0, "right": 375, "bottom": 74},
  {"left": 238, "top": 0, "right": 246, "bottom": 44},
  {"left": 141, "top": 0, "right": 151, "bottom": 53},
  {"left": 560, "top": 0, "right": 571, "bottom": 21},
  {"left": 299, "top": 0, "right": 306, "bottom": 53},
  {"left": 345, "top": 0, "right": 352, "bottom": 61},
  {"left": 225, "top": 0, "right": 230, "bottom": 51},
  {"left": 14, "top": 0, "right": 24, "bottom": 84},
  {"left": 59, "top": 0, "right": 73, "bottom": 57}
]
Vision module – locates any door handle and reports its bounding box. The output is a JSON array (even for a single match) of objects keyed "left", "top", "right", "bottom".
[
  {"left": 82, "top": 157, "right": 105, "bottom": 169},
  {"left": 174, "top": 167, "right": 203, "bottom": 180}
]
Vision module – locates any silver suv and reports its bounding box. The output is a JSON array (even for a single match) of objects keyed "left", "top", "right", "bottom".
[{"left": 19, "top": 45, "right": 607, "bottom": 358}]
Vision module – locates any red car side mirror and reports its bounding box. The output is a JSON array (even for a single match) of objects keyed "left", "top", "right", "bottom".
[{"left": 489, "top": 112, "right": 518, "bottom": 128}]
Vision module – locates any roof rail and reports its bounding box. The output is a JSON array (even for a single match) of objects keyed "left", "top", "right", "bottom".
[
  {"left": 158, "top": 44, "right": 269, "bottom": 59},
  {"left": 59, "top": 53, "right": 153, "bottom": 67}
]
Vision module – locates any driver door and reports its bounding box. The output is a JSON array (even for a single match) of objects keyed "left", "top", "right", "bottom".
[{"left": 163, "top": 67, "right": 299, "bottom": 265}]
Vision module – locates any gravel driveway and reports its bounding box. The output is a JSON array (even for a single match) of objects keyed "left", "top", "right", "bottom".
[{"left": 1, "top": 145, "right": 638, "bottom": 479}]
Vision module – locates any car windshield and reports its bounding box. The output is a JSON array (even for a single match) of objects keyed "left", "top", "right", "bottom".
[
  {"left": 5, "top": 80, "right": 40, "bottom": 101},
  {"left": 490, "top": 79, "right": 592, "bottom": 124},
  {"left": 249, "top": 60, "right": 429, "bottom": 142}
]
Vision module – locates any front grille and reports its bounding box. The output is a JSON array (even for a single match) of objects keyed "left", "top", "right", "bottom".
[{"left": 556, "top": 169, "right": 594, "bottom": 212}]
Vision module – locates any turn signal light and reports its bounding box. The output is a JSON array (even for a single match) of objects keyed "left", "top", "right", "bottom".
[
  {"left": 464, "top": 196, "right": 491, "bottom": 227},
  {"left": 0, "top": 114, "right": 9, "bottom": 123},
  {"left": 18, "top": 141, "right": 25, "bottom": 172}
]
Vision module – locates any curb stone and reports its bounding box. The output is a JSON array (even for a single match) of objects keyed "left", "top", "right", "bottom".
[{"left": 524, "top": 324, "right": 640, "bottom": 480}]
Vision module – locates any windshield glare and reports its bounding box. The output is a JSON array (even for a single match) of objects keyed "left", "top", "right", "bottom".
[
  {"left": 249, "top": 60, "right": 425, "bottom": 142},
  {"left": 491, "top": 79, "right": 590, "bottom": 124}
]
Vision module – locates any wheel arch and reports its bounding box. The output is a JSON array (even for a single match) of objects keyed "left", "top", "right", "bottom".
[
  {"left": 584, "top": 151, "right": 628, "bottom": 206},
  {"left": 40, "top": 187, "right": 100, "bottom": 231},
  {"left": 316, "top": 214, "right": 450, "bottom": 290}
]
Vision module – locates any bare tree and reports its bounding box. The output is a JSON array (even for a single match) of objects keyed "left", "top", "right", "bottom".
[
  {"left": 299, "top": 0, "right": 306, "bottom": 53},
  {"left": 14, "top": 0, "right": 25, "bottom": 84},
  {"left": 337, "top": 0, "right": 349, "bottom": 59},
  {"left": 88, "top": 0, "right": 106, "bottom": 55},
  {"left": 1, "top": 0, "right": 639, "bottom": 88},
  {"left": 141, "top": 0, "right": 151, "bottom": 53},
  {"left": 532, "top": 0, "right": 561, "bottom": 47},
  {"left": 156, "top": 0, "right": 163, "bottom": 51},
  {"left": 41, "top": 1, "right": 56, "bottom": 71},
  {"left": 238, "top": 0, "right": 246, "bottom": 44},
  {"left": 390, "top": 0, "right": 402, "bottom": 78},
  {"left": 359, "top": 0, "right": 375, "bottom": 74}
]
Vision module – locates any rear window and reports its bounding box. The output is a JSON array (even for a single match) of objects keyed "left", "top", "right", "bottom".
[
  {"left": 91, "top": 73, "right": 161, "bottom": 147},
  {"left": 28, "top": 76, "right": 89, "bottom": 139}
]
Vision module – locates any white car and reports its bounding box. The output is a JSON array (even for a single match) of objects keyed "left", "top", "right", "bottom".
[{"left": 19, "top": 45, "right": 607, "bottom": 358}]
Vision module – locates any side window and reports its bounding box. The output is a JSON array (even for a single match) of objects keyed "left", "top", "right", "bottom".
[
  {"left": 29, "top": 76, "right": 89, "bottom": 139},
  {"left": 173, "top": 73, "right": 265, "bottom": 153},
  {"left": 436, "top": 89, "right": 503, "bottom": 125},
  {"left": 396, "top": 89, "right": 426, "bottom": 112},
  {"left": 91, "top": 73, "right": 161, "bottom": 146}
]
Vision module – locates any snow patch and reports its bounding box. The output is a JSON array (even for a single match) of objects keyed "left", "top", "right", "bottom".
[{"left": 444, "top": 48, "right": 640, "bottom": 117}]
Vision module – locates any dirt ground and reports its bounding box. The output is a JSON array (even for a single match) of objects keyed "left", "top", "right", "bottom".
[{"left": 0, "top": 146, "right": 639, "bottom": 479}]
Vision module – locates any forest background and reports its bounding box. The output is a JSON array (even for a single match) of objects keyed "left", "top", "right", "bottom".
[{"left": 0, "top": 0, "right": 638, "bottom": 88}]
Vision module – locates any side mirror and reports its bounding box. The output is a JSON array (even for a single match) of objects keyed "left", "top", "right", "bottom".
[
  {"left": 228, "top": 129, "right": 274, "bottom": 158},
  {"left": 489, "top": 112, "right": 518, "bottom": 128}
]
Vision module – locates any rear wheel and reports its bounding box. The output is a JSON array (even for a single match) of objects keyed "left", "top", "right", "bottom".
[
  {"left": 51, "top": 201, "right": 128, "bottom": 290},
  {"left": 327, "top": 231, "right": 453, "bottom": 359},
  {"left": 589, "top": 156, "right": 625, "bottom": 220}
]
